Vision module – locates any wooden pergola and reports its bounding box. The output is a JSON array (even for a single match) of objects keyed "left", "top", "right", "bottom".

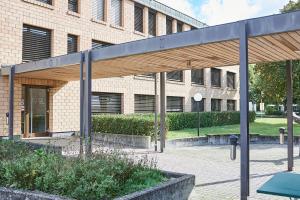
[{"left": 2, "top": 10, "right": 300, "bottom": 200}]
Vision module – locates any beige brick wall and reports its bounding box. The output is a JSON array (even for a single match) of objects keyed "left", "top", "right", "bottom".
[{"left": 0, "top": 0, "right": 240, "bottom": 136}]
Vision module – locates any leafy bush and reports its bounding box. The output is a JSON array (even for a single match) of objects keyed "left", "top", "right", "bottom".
[
  {"left": 265, "top": 106, "right": 284, "bottom": 116},
  {"left": 0, "top": 141, "right": 166, "bottom": 200}
]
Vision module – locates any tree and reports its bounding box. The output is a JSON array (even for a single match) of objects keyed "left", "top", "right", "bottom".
[{"left": 281, "top": 0, "right": 300, "bottom": 13}]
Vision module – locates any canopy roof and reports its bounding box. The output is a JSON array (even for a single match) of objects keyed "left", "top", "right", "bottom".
[{"left": 2, "top": 11, "right": 300, "bottom": 81}]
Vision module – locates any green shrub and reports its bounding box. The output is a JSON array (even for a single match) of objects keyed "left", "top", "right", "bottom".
[{"left": 265, "top": 106, "right": 283, "bottom": 116}]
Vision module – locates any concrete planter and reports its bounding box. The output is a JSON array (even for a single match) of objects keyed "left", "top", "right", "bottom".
[
  {"left": 94, "top": 133, "right": 151, "bottom": 149},
  {"left": 0, "top": 171, "right": 195, "bottom": 200}
]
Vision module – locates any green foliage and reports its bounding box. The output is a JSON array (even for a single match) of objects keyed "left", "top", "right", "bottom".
[
  {"left": 265, "top": 106, "right": 284, "bottom": 116},
  {"left": 281, "top": 0, "right": 300, "bottom": 13},
  {"left": 0, "top": 141, "right": 166, "bottom": 200}
]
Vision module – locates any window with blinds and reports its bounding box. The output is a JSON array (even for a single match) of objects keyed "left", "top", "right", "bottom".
[
  {"left": 92, "top": 92, "right": 122, "bottom": 114},
  {"left": 167, "top": 71, "right": 183, "bottom": 82},
  {"left": 92, "top": 40, "right": 112, "bottom": 49},
  {"left": 167, "top": 96, "right": 184, "bottom": 112},
  {"left": 227, "top": 100, "right": 236, "bottom": 111},
  {"left": 111, "top": 0, "right": 122, "bottom": 26},
  {"left": 211, "top": 99, "right": 222, "bottom": 112},
  {"left": 177, "top": 21, "right": 183, "bottom": 32},
  {"left": 227, "top": 72, "right": 236, "bottom": 89},
  {"left": 92, "top": 0, "right": 105, "bottom": 21},
  {"left": 136, "top": 73, "right": 155, "bottom": 79},
  {"left": 37, "top": 0, "right": 52, "bottom": 5},
  {"left": 148, "top": 9, "right": 156, "bottom": 36},
  {"left": 67, "top": 34, "right": 78, "bottom": 54},
  {"left": 191, "top": 69, "right": 204, "bottom": 85},
  {"left": 191, "top": 98, "right": 205, "bottom": 112},
  {"left": 134, "top": 94, "right": 155, "bottom": 113},
  {"left": 166, "top": 17, "right": 173, "bottom": 35},
  {"left": 211, "top": 68, "right": 221, "bottom": 87},
  {"left": 68, "top": 0, "right": 79, "bottom": 13},
  {"left": 22, "top": 24, "right": 51, "bottom": 62},
  {"left": 134, "top": 3, "right": 144, "bottom": 33}
]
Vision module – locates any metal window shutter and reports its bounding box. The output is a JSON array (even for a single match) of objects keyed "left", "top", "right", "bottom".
[
  {"left": 67, "top": 34, "right": 78, "bottom": 54},
  {"left": 191, "top": 98, "right": 205, "bottom": 112},
  {"left": 211, "top": 68, "right": 221, "bottom": 87},
  {"left": 92, "top": 93, "right": 122, "bottom": 114},
  {"left": 68, "top": 0, "right": 78, "bottom": 13},
  {"left": 167, "top": 71, "right": 183, "bottom": 82},
  {"left": 177, "top": 21, "right": 183, "bottom": 32},
  {"left": 134, "top": 4, "right": 144, "bottom": 32},
  {"left": 92, "top": 40, "right": 112, "bottom": 49},
  {"left": 22, "top": 25, "right": 51, "bottom": 62},
  {"left": 166, "top": 17, "right": 173, "bottom": 35},
  {"left": 136, "top": 73, "right": 155, "bottom": 78},
  {"left": 134, "top": 95, "right": 155, "bottom": 113},
  {"left": 211, "top": 99, "right": 221, "bottom": 111},
  {"left": 92, "top": 0, "right": 105, "bottom": 21},
  {"left": 111, "top": 0, "right": 122, "bottom": 26},
  {"left": 227, "top": 72, "right": 235, "bottom": 89},
  {"left": 148, "top": 9, "right": 156, "bottom": 36},
  {"left": 36, "top": 0, "right": 52, "bottom": 5},
  {"left": 191, "top": 69, "right": 204, "bottom": 85},
  {"left": 167, "top": 97, "right": 183, "bottom": 112}
]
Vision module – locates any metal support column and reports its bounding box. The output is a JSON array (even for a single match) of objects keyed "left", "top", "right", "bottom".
[
  {"left": 239, "top": 22, "right": 250, "bottom": 200},
  {"left": 84, "top": 51, "right": 92, "bottom": 156},
  {"left": 8, "top": 65, "right": 15, "bottom": 140},
  {"left": 79, "top": 53, "right": 85, "bottom": 155},
  {"left": 286, "top": 60, "right": 294, "bottom": 171},
  {"left": 160, "top": 72, "right": 166, "bottom": 153},
  {"left": 154, "top": 73, "right": 158, "bottom": 152}
]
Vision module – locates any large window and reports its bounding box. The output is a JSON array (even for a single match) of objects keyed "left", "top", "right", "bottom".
[
  {"left": 37, "top": 0, "right": 52, "bottom": 5},
  {"left": 22, "top": 24, "right": 51, "bottom": 62},
  {"left": 134, "top": 3, "right": 144, "bottom": 33},
  {"left": 68, "top": 0, "right": 79, "bottom": 13},
  {"left": 227, "top": 72, "right": 236, "bottom": 89},
  {"left": 67, "top": 34, "right": 78, "bottom": 54},
  {"left": 167, "top": 97, "right": 184, "bottom": 112},
  {"left": 227, "top": 100, "right": 236, "bottom": 111},
  {"left": 111, "top": 0, "right": 122, "bottom": 26},
  {"left": 92, "top": 40, "right": 112, "bottom": 49},
  {"left": 191, "top": 69, "right": 204, "bottom": 85},
  {"left": 167, "top": 71, "right": 183, "bottom": 82},
  {"left": 92, "top": 92, "right": 122, "bottom": 114},
  {"left": 177, "top": 21, "right": 183, "bottom": 32},
  {"left": 191, "top": 98, "right": 205, "bottom": 112},
  {"left": 92, "top": 0, "right": 105, "bottom": 21},
  {"left": 134, "top": 94, "right": 155, "bottom": 113},
  {"left": 211, "top": 68, "right": 221, "bottom": 87},
  {"left": 211, "top": 99, "right": 222, "bottom": 112},
  {"left": 166, "top": 17, "right": 173, "bottom": 35},
  {"left": 148, "top": 9, "right": 156, "bottom": 36}
]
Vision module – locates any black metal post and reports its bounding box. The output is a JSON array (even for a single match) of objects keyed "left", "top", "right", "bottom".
[
  {"left": 8, "top": 65, "right": 15, "bottom": 140},
  {"left": 85, "top": 51, "right": 92, "bottom": 156},
  {"left": 154, "top": 73, "right": 158, "bottom": 152},
  {"left": 79, "top": 52, "right": 84, "bottom": 156},
  {"left": 197, "top": 101, "right": 200, "bottom": 137},
  {"left": 286, "top": 60, "right": 293, "bottom": 171},
  {"left": 239, "top": 21, "right": 250, "bottom": 200},
  {"left": 160, "top": 72, "right": 166, "bottom": 152}
]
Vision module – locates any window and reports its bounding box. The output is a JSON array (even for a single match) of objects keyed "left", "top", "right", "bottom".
[
  {"left": 211, "top": 99, "right": 222, "bottom": 112},
  {"left": 211, "top": 68, "right": 221, "bottom": 87},
  {"left": 134, "top": 94, "right": 155, "bottom": 113},
  {"left": 111, "top": 0, "right": 122, "bottom": 26},
  {"left": 167, "top": 97, "right": 184, "bottom": 112},
  {"left": 68, "top": 0, "right": 79, "bottom": 13},
  {"left": 92, "top": 40, "right": 112, "bottom": 49},
  {"left": 166, "top": 17, "right": 173, "bottom": 35},
  {"left": 148, "top": 9, "right": 156, "bottom": 36},
  {"left": 37, "top": 0, "right": 52, "bottom": 5},
  {"left": 92, "top": 0, "right": 105, "bottom": 21},
  {"left": 134, "top": 3, "right": 144, "bottom": 33},
  {"left": 191, "top": 98, "right": 205, "bottom": 112},
  {"left": 227, "top": 100, "right": 236, "bottom": 111},
  {"left": 167, "top": 71, "right": 183, "bottom": 82},
  {"left": 191, "top": 26, "right": 197, "bottom": 30},
  {"left": 92, "top": 92, "right": 122, "bottom": 114},
  {"left": 67, "top": 34, "right": 78, "bottom": 54},
  {"left": 227, "top": 72, "right": 236, "bottom": 89},
  {"left": 177, "top": 21, "right": 183, "bottom": 32},
  {"left": 136, "top": 73, "right": 155, "bottom": 79},
  {"left": 22, "top": 24, "right": 51, "bottom": 62},
  {"left": 191, "top": 69, "right": 204, "bottom": 85}
]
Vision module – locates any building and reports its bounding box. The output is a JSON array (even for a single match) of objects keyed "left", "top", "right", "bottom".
[{"left": 0, "top": 0, "right": 239, "bottom": 137}]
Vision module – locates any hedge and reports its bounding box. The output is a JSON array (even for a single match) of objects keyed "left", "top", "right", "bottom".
[{"left": 92, "top": 111, "right": 256, "bottom": 136}]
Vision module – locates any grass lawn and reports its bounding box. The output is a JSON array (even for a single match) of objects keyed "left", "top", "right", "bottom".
[{"left": 167, "top": 118, "right": 300, "bottom": 140}]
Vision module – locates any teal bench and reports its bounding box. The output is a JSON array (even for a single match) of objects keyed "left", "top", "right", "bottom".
[{"left": 257, "top": 172, "right": 300, "bottom": 200}]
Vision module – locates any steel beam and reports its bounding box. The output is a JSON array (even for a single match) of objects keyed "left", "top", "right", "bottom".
[
  {"left": 286, "top": 60, "right": 294, "bottom": 171},
  {"left": 239, "top": 21, "right": 250, "bottom": 200},
  {"left": 8, "top": 66, "right": 15, "bottom": 140},
  {"left": 154, "top": 73, "right": 158, "bottom": 152},
  {"left": 79, "top": 53, "right": 85, "bottom": 155},
  {"left": 160, "top": 72, "right": 166, "bottom": 153}
]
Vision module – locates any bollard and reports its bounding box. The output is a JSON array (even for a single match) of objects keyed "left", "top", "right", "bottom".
[
  {"left": 279, "top": 127, "right": 286, "bottom": 145},
  {"left": 229, "top": 135, "right": 239, "bottom": 161}
]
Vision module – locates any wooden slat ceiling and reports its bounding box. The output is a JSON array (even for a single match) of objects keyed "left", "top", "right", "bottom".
[{"left": 16, "top": 31, "right": 300, "bottom": 82}]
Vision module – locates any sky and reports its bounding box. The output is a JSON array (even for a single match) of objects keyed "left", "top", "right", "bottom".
[{"left": 156, "top": 0, "right": 290, "bottom": 25}]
